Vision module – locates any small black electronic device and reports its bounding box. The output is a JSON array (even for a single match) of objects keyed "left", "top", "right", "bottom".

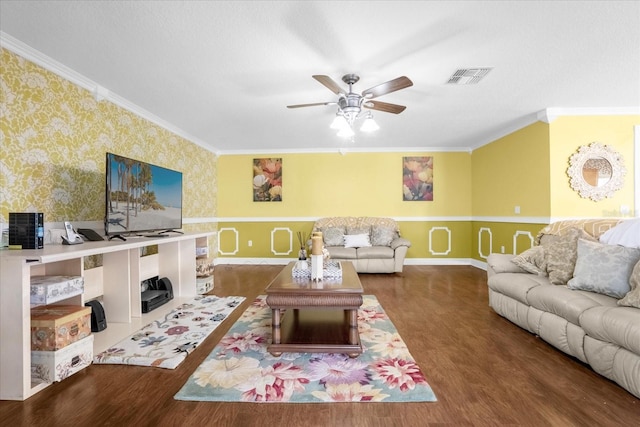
[
  {"left": 9, "top": 212, "right": 44, "bottom": 249},
  {"left": 78, "top": 228, "right": 105, "bottom": 241},
  {"left": 140, "top": 276, "right": 174, "bottom": 313},
  {"left": 158, "top": 277, "right": 174, "bottom": 299},
  {"left": 85, "top": 300, "right": 107, "bottom": 332}
]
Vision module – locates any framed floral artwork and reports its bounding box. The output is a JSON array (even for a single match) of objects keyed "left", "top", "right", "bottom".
[
  {"left": 403, "top": 156, "right": 433, "bottom": 201},
  {"left": 253, "top": 158, "right": 282, "bottom": 201}
]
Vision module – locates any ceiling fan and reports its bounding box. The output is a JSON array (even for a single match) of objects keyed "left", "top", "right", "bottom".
[{"left": 287, "top": 74, "right": 413, "bottom": 136}]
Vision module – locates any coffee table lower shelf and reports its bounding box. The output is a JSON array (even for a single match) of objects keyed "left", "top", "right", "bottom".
[{"left": 267, "top": 309, "right": 362, "bottom": 357}]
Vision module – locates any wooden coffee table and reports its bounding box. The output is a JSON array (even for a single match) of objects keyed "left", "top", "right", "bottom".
[{"left": 265, "top": 261, "right": 363, "bottom": 357}]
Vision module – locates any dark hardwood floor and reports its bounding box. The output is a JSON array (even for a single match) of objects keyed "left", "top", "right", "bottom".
[{"left": 1, "top": 265, "right": 638, "bottom": 426}]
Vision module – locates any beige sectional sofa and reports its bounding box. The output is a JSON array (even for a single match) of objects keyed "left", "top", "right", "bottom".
[
  {"left": 311, "top": 217, "right": 411, "bottom": 273},
  {"left": 487, "top": 219, "right": 640, "bottom": 398}
]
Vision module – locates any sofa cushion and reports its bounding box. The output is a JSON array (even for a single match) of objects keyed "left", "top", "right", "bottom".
[
  {"left": 526, "top": 285, "right": 618, "bottom": 326},
  {"left": 541, "top": 227, "right": 597, "bottom": 286},
  {"left": 619, "top": 260, "right": 640, "bottom": 308},
  {"left": 357, "top": 246, "right": 395, "bottom": 259},
  {"left": 580, "top": 306, "right": 640, "bottom": 356},
  {"left": 325, "top": 247, "right": 357, "bottom": 259},
  {"left": 344, "top": 233, "right": 371, "bottom": 248},
  {"left": 370, "top": 226, "right": 397, "bottom": 246},
  {"left": 321, "top": 227, "right": 345, "bottom": 247},
  {"left": 568, "top": 239, "right": 640, "bottom": 298},
  {"left": 511, "top": 246, "right": 547, "bottom": 275},
  {"left": 487, "top": 273, "right": 549, "bottom": 305}
]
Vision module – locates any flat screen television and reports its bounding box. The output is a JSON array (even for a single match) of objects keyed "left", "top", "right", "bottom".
[{"left": 105, "top": 153, "right": 183, "bottom": 239}]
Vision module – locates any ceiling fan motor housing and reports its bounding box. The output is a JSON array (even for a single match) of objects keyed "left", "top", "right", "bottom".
[{"left": 338, "top": 93, "right": 364, "bottom": 116}]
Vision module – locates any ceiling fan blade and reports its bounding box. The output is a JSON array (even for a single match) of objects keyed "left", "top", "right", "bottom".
[
  {"left": 312, "top": 75, "right": 345, "bottom": 95},
  {"left": 364, "top": 100, "right": 407, "bottom": 114},
  {"left": 287, "top": 102, "right": 335, "bottom": 109},
  {"left": 362, "top": 76, "right": 413, "bottom": 99}
]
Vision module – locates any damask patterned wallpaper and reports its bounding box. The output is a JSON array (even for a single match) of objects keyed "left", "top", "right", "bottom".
[{"left": 0, "top": 48, "right": 217, "bottom": 231}]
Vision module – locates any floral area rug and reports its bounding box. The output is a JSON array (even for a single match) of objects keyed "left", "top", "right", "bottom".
[
  {"left": 174, "top": 295, "right": 437, "bottom": 402},
  {"left": 93, "top": 295, "right": 245, "bottom": 369}
]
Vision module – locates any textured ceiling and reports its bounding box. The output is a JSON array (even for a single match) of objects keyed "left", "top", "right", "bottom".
[{"left": 1, "top": 1, "right": 639, "bottom": 154}]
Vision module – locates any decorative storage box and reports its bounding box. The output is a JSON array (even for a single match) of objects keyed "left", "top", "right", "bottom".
[
  {"left": 197, "top": 276, "right": 214, "bottom": 294},
  {"left": 196, "top": 257, "right": 214, "bottom": 277},
  {"left": 31, "top": 334, "right": 94, "bottom": 383},
  {"left": 30, "top": 275, "right": 84, "bottom": 305},
  {"left": 196, "top": 246, "right": 209, "bottom": 257},
  {"left": 31, "top": 305, "right": 92, "bottom": 351}
]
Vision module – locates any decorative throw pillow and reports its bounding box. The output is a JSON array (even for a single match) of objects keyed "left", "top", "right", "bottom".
[
  {"left": 618, "top": 260, "right": 640, "bottom": 308},
  {"left": 600, "top": 218, "right": 640, "bottom": 248},
  {"left": 344, "top": 233, "right": 371, "bottom": 248},
  {"left": 346, "top": 226, "right": 371, "bottom": 236},
  {"left": 541, "top": 227, "right": 597, "bottom": 286},
  {"left": 370, "top": 226, "right": 396, "bottom": 246},
  {"left": 568, "top": 239, "right": 640, "bottom": 298},
  {"left": 511, "top": 246, "right": 547, "bottom": 276},
  {"left": 321, "top": 227, "right": 345, "bottom": 247}
]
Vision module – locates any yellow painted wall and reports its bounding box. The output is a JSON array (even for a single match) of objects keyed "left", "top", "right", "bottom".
[
  {"left": 218, "top": 152, "right": 472, "bottom": 218},
  {"left": 0, "top": 48, "right": 217, "bottom": 239},
  {"left": 4, "top": 47, "right": 637, "bottom": 265},
  {"left": 471, "top": 121, "right": 551, "bottom": 217},
  {"left": 549, "top": 115, "right": 638, "bottom": 218}
]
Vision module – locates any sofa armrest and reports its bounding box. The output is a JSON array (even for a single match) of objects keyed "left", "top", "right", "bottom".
[
  {"left": 486, "top": 253, "right": 526, "bottom": 277},
  {"left": 390, "top": 237, "right": 411, "bottom": 250}
]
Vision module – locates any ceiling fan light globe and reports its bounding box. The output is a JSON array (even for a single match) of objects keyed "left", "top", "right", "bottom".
[
  {"left": 360, "top": 117, "right": 380, "bottom": 132},
  {"left": 337, "top": 126, "right": 355, "bottom": 138},
  {"left": 330, "top": 115, "right": 349, "bottom": 130}
]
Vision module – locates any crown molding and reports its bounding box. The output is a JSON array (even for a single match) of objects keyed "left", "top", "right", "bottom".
[
  {"left": 544, "top": 107, "right": 640, "bottom": 122},
  {"left": 469, "top": 112, "right": 541, "bottom": 151},
  {"left": 217, "top": 146, "right": 473, "bottom": 156},
  {"left": 0, "top": 32, "right": 218, "bottom": 155},
  {"left": 470, "top": 107, "right": 640, "bottom": 151}
]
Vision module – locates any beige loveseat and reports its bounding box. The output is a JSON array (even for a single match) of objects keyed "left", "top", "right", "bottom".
[
  {"left": 311, "top": 217, "right": 411, "bottom": 273},
  {"left": 487, "top": 219, "right": 640, "bottom": 398}
]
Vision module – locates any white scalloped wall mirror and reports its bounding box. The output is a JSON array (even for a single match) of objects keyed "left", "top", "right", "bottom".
[{"left": 567, "top": 142, "right": 626, "bottom": 201}]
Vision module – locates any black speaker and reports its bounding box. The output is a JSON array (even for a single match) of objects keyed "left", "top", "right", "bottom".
[
  {"left": 9, "top": 212, "right": 44, "bottom": 249},
  {"left": 85, "top": 300, "right": 107, "bottom": 332},
  {"left": 158, "top": 277, "right": 174, "bottom": 299}
]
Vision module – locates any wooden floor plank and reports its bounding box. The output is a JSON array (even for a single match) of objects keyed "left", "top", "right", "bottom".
[{"left": 1, "top": 265, "right": 638, "bottom": 426}]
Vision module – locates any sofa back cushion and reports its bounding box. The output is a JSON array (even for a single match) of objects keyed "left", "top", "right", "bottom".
[{"left": 535, "top": 219, "right": 622, "bottom": 245}]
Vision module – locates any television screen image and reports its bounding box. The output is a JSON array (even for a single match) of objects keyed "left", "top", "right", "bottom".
[{"left": 105, "top": 153, "right": 182, "bottom": 238}]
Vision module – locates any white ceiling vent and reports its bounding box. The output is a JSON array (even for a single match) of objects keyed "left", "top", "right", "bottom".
[{"left": 447, "top": 68, "right": 492, "bottom": 85}]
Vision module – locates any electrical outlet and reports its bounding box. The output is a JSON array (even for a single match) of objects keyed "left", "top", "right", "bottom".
[
  {"left": 248, "top": 240, "right": 252, "bottom": 247},
  {"left": 514, "top": 206, "right": 521, "bottom": 214},
  {"left": 501, "top": 246, "right": 505, "bottom": 253}
]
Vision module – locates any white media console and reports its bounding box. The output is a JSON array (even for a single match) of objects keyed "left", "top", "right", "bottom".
[{"left": 0, "top": 231, "right": 213, "bottom": 401}]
